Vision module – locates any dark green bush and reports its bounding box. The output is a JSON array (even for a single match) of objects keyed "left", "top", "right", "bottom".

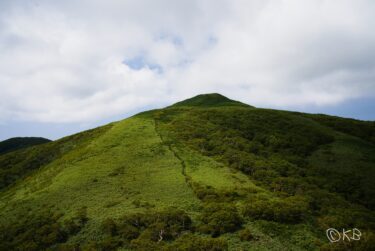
[
  {"left": 243, "top": 196, "right": 308, "bottom": 224},
  {"left": 199, "top": 203, "right": 243, "bottom": 237},
  {"left": 238, "top": 228, "right": 255, "bottom": 241},
  {"left": 98, "top": 208, "right": 193, "bottom": 250},
  {"left": 97, "top": 207, "right": 231, "bottom": 250},
  {"left": 166, "top": 233, "right": 228, "bottom": 251},
  {"left": 0, "top": 207, "right": 88, "bottom": 251}
]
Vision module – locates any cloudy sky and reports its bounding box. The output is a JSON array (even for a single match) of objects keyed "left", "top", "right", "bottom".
[{"left": 1, "top": 0, "right": 374, "bottom": 140}]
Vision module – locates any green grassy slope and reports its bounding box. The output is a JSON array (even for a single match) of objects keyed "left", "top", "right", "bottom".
[
  {"left": 0, "top": 125, "right": 112, "bottom": 190},
  {"left": 0, "top": 94, "right": 374, "bottom": 251}
]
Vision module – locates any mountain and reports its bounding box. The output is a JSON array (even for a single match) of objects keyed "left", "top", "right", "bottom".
[
  {"left": 0, "top": 137, "right": 50, "bottom": 155},
  {"left": 0, "top": 94, "right": 374, "bottom": 250},
  {"left": 171, "top": 93, "right": 250, "bottom": 108}
]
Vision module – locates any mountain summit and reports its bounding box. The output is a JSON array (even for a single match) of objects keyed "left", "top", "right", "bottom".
[
  {"left": 171, "top": 93, "right": 250, "bottom": 108},
  {"left": 0, "top": 94, "right": 374, "bottom": 250}
]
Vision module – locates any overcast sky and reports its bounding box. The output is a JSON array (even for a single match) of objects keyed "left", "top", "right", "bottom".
[{"left": 1, "top": 0, "right": 375, "bottom": 140}]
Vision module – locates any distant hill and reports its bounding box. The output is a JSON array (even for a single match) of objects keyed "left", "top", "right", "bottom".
[
  {"left": 171, "top": 93, "right": 250, "bottom": 108},
  {"left": 0, "top": 137, "right": 50, "bottom": 155},
  {"left": 0, "top": 94, "right": 374, "bottom": 250}
]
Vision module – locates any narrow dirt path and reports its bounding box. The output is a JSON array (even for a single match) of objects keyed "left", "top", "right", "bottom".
[{"left": 153, "top": 115, "right": 191, "bottom": 185}]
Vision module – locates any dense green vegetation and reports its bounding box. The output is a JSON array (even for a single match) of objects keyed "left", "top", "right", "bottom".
[
  {"left": 303, "top": 113, "right": 375, "bottom": 144},
  {"left": 0, "top": 206, "right": 88, "bottom": 251},
  {"left": 0, "top": 125, "right": 112, "bottom": 190},
  {"left": 0, "top": 93, "right": 374, "bottom": 250},
  {"left": 171, "top": 93, "right": 250, "bottom": 108},
  {"left": 0, "top": 137, "right": 50, "bottom": 155}
]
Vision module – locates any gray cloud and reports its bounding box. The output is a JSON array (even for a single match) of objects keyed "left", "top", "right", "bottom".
[{"left": 0, "top": 0, "right": 374, "bottom": 123}]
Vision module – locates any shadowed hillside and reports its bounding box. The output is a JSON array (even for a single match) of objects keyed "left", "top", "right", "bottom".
[
  {"left": 0, "top": 94, "right": 374, "bottom": 250},
  {"left": 0, "top": 137, "right": 50, "bottom": 155}
]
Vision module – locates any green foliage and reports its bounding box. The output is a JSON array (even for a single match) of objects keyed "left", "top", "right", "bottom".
[
  {"left": 96, "top": 208, "right": 230, "bottom": 250},
  {"left": 156, "top": 103, "right": 375, "bottom": 214},
  {"left": 97, "top": 208, "right": 193, "bottom": 250},
  {"left": 238, "top": 228, "right": 255, "bottom": 241},
  {"left": 0, "top": 124, "right": 112, "bottom": 190},
  {"left": 199, "top": 203, "right": 243, "bottom": 237},
  {"left": 1, "top": 94, "right": 375, "bottom": 250},
  {"left": 157, "top": 107, "right": 334, "bottom": 187},
  {"left": 171, "top": 93, "right": 249, "bottom": 108},
  {"left": 307, "top": 136, "right": 375, "bottom": 210},
  {"left": 190, "top": 181, "right": 240, "bottom": 202},
  {"left": 320, "top": 231, "right": 375, "bottom": 251},
  {"left": 160, "top": 107, "right": 334, "bottom": 160},
  {"left": 166, "top": 233, "right": 228, "bottom": 251},
  {"left": 0, "top": 207, "right": 88, "bottom": 251},
  {"left": 305, "top": 113, "right": 375, "bottom": 144},
  {"left": 243, "top": 196, "right": 309, "bottom": 224},
  {"left": 0, "top": 137, "right": 50, "bottom": 155},
  {"left": 316, "top": 206, "right": 375, "bottom": 231}
]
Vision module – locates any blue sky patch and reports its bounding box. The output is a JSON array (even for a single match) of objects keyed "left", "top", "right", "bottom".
[{"left": 123, "top": 56, "right": 163, "bottom": 73}]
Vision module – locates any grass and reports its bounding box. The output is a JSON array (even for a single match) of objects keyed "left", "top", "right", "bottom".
[
  {"left": 0, "top": 137, "right": 50, "bottom": 155},
  {"left": 0, "top": 93, "right": 374, "bottom": 250},
  {"left": 171, "top": 93, "right": 251, "bottom": 108},
  {"left": 0, "top": 115, "right": 201, "bottom": 246}
]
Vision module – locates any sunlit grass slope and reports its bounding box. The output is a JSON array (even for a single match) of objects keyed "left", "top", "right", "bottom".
[
  {"left": 0, "top": 93, "right": 374, "bottom": 250},
  {"left": 0, "top": 115, "right": 201, "bottom": 239}
]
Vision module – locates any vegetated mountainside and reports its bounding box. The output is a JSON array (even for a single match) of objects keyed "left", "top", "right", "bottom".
[
  {"left": 0, "top": 137, "right": 51, "bottom": 155},
  {"left": 171, "top": 93, "right": 250, "bottom": 108},
  {"left": 0, "top": 93, "right": 374, "bottom": 251}
]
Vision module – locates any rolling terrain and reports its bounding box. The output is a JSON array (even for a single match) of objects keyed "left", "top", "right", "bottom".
[
  {"left": 0, "top": 93, "right": 374, "bottom": 250},
  {"left": 0, "top": 137, "right": 50, "bottom": 155}
]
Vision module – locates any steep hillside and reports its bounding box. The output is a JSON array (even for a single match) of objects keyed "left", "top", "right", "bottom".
[
  {"left": 0, "top": 137, "right": 50, "bottom": 155},
  {"left": 0, "top": 94, "right": 374, "bottom": 251}
]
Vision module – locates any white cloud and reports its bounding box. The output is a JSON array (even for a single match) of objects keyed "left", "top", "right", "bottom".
[{"left": 0, "top": 0, "right": 374, "bottom": 123}]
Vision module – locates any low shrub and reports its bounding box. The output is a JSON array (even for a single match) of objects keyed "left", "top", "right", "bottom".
[
  {"left": 0, "top": 207, "right": 88, "bottom": 251},
  {"left": 243, "top": 196, "right": 308, "bottom": 224},
  {"left": 166, "top": 233, "right": 228, "bottom": 251},
  {"left": 239, "top": 228, "right": 255, "bottom": 241},
  {"left": 98, "top": 208, "right": 193, "bottom": 250},
  {"left": 199, "top": 203, "right": 243, "bottom": 237}
]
